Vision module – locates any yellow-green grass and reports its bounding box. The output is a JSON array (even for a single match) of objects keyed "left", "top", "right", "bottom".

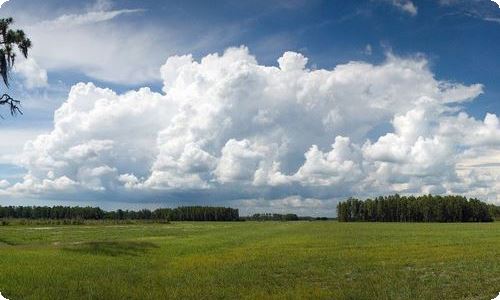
[{"left": 1, "top": 222, "right": 500, "bottom": 299}]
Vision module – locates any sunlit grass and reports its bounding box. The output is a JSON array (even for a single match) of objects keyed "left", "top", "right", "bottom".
[{"left": 1, "top": 222, "right": 500, "bottom": 299}]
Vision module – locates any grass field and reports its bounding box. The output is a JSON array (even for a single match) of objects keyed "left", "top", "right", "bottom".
[{"left": 1, "top": 221, "right": 500, "bottom": 299}]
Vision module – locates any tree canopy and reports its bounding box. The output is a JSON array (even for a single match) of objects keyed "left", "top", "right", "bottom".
[
  {"left": 337, "top": 194, "right": 495, "bottom": 223},
  {"left": 0, "top": 205, "right": 239, "bottom": 222},
  {"left": 0, "top": 17, "right": 32, "bottom": 116}
]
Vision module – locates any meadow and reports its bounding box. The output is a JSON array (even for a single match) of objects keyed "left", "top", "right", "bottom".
[{"left": 1, "top": 221, "right": 500, "bottom": 300}]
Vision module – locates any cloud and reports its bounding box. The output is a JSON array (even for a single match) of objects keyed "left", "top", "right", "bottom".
[
  {"left": 388, "top": 0, "right": 418, "bottom": 16},
  {"left": 364, "top": 44, "right": 373, "bottom": 56},
  {"left": 10, "top": 0, "right": 244, "bottom": 86},
  {"left": 21, "top": 4, "right": 161, "bottom": 85},
  {"left": 0, "top": 0, "right": 8, "bottom": 8},
  {"left": 0, "top": 128, "right": 48, "bottom": 164},
  {"left": 3, "top": 46, "right": 500, "bottom": 210},
  {"left": 0, "top": 180, "right": 9, "bottom": 189},
  {"left": 39, "top": 9, "right": 145, "bottom": 28},
  {"left": 439, "top": 0, "right": 500, "bottom": 23},
  {"left": 14, "top": 57, "right": 48, "bottom": 89}
]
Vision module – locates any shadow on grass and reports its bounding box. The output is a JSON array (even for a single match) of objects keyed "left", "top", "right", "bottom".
[
  {"left": 64, "top": 241, "right": 158, "bottom": 257},
  {"left": 0, "top": 237, "right": 16, "bottom": 246}
]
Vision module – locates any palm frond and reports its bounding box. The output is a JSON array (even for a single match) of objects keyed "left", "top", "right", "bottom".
[
  {"left": 19, "top": 38, "right": 31, "bottom": 58},
  {"left": 0, "top": 49, "right": 9, "bottom": 87}
]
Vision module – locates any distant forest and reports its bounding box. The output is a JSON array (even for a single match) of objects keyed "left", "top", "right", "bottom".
[
  {"left": 0, "top": 206, "right": 239, "bottom": 222},
  {"left": 337, "top": 195, "right": 500, "bottom": 222},
  {"left": 242, "top": 213, "right": 330, "bottom": 221}
]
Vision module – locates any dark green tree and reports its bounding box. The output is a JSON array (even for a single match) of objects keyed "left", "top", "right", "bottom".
[
  {"left": 0, "top": 17, "right": 32, "bottom": 116},
  {"left": 337, "top": 194, "right": 495, "bottom": 223}
]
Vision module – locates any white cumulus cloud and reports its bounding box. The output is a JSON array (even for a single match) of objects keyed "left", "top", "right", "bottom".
[{"left": 3, "top": 46, "right": 500, "bottom": 209}]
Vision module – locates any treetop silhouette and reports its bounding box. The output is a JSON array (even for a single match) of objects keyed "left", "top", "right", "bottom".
[{"left": 0, "top": 17, "right": 32, "bottom": 117}]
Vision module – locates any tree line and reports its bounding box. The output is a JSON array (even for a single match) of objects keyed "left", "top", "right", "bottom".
[
  {"left": 245, "top": 213, "right": 300, "bottom": 221},
  {"left": 0, "top": 205, "right": 239, "bottom": 221},
  {"left": 337, "top": 194, "right": 497, "bottom": 222}
]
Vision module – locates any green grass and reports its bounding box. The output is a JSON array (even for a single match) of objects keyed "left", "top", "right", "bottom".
[{"left": 1, "top": 221, "right": 500, "bottom": 299}]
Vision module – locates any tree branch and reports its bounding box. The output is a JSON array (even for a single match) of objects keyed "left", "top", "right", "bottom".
[{"left": 0, "top": 93, "right": 22, "bottom": 117}]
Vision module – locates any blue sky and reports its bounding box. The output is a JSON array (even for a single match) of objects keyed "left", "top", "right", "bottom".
[{"left": 0, "top": 0, "right": 499, "bottom": 215}]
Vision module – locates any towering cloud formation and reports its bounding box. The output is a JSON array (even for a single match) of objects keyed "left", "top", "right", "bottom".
[{"left": 4, "top": 47, "right": 500, "bottom": 210}]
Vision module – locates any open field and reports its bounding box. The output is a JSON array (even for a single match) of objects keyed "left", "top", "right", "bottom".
[{"left": 1, "top": 221, "right": 500, "bottom": 300}]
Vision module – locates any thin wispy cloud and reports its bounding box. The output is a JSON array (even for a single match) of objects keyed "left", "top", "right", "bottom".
[
  {"left": 39, "top": 9, "right": 145, "bottom": 28},
  {"left": 439, "top": 0, "right": 500, "bottom": 23},
  {"left": 22, "top": 3, "right": 158, "bottom": 84},
  {"left": 10, "top": 0, "right": 247, "bottom": 85}
]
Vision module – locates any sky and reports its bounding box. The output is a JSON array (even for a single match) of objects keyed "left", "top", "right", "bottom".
[{"left": 0, "top": 0, "right": 499, "bottom": 216}]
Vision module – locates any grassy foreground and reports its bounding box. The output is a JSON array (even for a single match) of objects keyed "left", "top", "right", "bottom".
[{"left": 1, "top": 222, "right": 500, "bottom": 299}]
